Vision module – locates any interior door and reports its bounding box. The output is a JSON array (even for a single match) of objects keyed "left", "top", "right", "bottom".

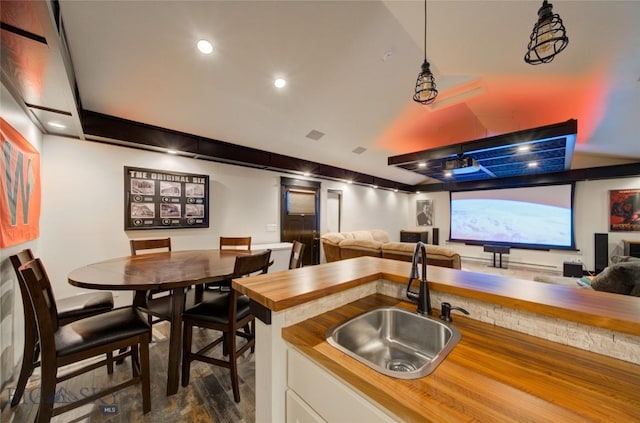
[{"left": 280, "top": 177, "right": 320, "bottom": 265}]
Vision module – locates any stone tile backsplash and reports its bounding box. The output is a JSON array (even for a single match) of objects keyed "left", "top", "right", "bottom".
[{"left": 280, "top": 279, "right": 639, "bottom": 364}]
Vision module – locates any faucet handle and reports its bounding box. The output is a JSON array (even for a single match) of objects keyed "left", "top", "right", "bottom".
[{"left": 439, "top": 302, "right": 469, "bottom": 322}]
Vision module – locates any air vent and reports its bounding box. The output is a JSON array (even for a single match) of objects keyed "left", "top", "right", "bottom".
[
  {"left": 352, "top": 146, "right": 367, "bottom": 155},
  {"left": 305, "top": 130, "right": 325, "bottom": 141}
]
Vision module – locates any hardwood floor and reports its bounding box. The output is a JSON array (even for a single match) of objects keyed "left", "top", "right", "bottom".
[{"left": 1, "top": 322, "right": 255, "bottom": 422}]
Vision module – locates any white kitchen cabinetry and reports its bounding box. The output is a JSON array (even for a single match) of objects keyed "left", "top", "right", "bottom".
[{"left": 286, "top": 348, "right": 397, "bottom": 423}]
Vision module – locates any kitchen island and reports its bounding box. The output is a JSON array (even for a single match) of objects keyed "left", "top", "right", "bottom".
[{"left": 233, "top": 257, "right": 640, "bottom": 422}]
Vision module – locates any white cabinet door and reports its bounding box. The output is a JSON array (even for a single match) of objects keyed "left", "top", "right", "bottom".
[
  {"left": 287, "top": 348, "right": 397, "bottom": 423},
  {"left": 286, "top": 389, "right": 326, "bottom": 423}
]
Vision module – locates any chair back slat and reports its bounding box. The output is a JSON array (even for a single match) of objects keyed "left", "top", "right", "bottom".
[
  {"left": 19, "top": 258, "right": 60, "bottom": 336},
  {"left": 10, "top": 249, "right": 38, "bottom": 334},
  {"left": 288, "top": 241, "right": 306, "bottom": 269},
  {"left": 220, "top": 236, "right": 252, "bottom": 251},
  {"left": 130, "top": 238, "right": 172, "bottom": 255},
  {"left": 232, "top": 249, "right": 272, "bottom": 278}
]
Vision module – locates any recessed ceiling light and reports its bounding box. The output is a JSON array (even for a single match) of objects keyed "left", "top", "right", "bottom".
[
  {"left": 418, "top": 162, "right": 427, "bottom": 168},
  {"left": 415, "top": 191, "right": 421, "bottom": 194},
  {"left": 347, "top": 180, "right": 353, "bottom": 184},
  {"left": 518, "top": 145, "right": 531, "bottom": 152},
  {"left": 197, "top": 39, "right": 213, "bottom": 54},
  {"left": 444, "top": 171, "right": 452, "bottom": 177},
  {"left": 274, "top": 78, "right": 286, "bottom": 88},
  {"left": 303, "top": 172, "right": 310, "bottom": 177},
  {"left": 528, "top": 161, "right": 538, "bottom": 168},
  {"left": 372, "top": 185, "right": 378, "bottom": 189},
  {"left": 393, "top": 189, "right": 398, "bottom": 193},
  {"left": 167, "top": 150, "right": 178, "bottom": 155},
  {"left": 47, "top": 121, "right": 66, "bottom": 129}
]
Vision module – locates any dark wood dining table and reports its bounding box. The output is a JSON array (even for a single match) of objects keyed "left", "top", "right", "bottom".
[{"left": 68, "top": 249, "right": 252, "bottom": 396}]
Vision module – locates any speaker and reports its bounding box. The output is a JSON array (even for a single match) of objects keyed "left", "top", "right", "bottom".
[
  {"left": 432, "top": 228, "right": 439, "bottom": 245},
  {"left": 563, "top": 262, "right": 583, "bottom": 277},
  {"left": 594, "top": 233, "right": 608, "bottom": 274}
]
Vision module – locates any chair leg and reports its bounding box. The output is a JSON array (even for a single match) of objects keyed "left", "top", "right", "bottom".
[
  {"left": 106, "top": 351, "right": 114, "bottom": 374},
  {"left": 243, "top": 322, "right": 255, "bottom": 353},
  {"left": 36, "top": 364, "right": 57, "bottom": 423},
  {"left": 115, "top": 347, "right": 128, "bottom": 365},
  {"left": 139, "top": 336, "right": 151, "bottom": 414},
  {"left": 10, "top": 328, "right": 38, "bottom": 407},
  {"left": 131, "top": 344, "right": 140, "bottom": 378},
  {"left": 181, "top": 321, "right": 193, "bottom": 387},
  {"left": 228, "top": 329, "right": 241, "bottom": 403},
  {"left": 251, "top": 320, "right": 255, "bottom": 353}
]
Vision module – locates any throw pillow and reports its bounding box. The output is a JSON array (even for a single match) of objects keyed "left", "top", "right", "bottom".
[{"left": 590, "top": 262, "right": 640, "bottom": 296}]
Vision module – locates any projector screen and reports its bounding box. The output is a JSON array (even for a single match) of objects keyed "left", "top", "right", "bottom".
[{"left": 449, "top": 184, "right": 575, "bottom": 250}]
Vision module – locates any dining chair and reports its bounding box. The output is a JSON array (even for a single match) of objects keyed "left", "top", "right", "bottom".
[
  {"left": 219, "top": 236, "right": 252, "bottom": 251},
  {"left": 289, "top": 240, "right": 306, "bottom": 269},
  {"left": 18, "top": 258, "right": 151, "bottom": 422},
  {"left": 130, "top": 237, "right": 172, "bottom": 255},
  {"left": 8, "top": 249, "right": 115, "bottom": 408},
  {"left": 129, "top": 238, "right": 173, "bottom": 326},
  {"left": 181, "top": 249, "right": 272, "bottom": 402},
  {"left": 205, "top": 236, "right": 252, "bottom": 290}
]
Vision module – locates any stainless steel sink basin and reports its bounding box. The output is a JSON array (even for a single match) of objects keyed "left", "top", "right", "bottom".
[{"left": 326, "top": 307, "right": 461, "bottom": 379}]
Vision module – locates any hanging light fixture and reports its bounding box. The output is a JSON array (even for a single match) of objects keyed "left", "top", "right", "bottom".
[
  {"left": 413, "top": 0, "right": 438, "bottom": 105},
  {"left": 524, "top": 0, "right": 569, "bottom": 65}
]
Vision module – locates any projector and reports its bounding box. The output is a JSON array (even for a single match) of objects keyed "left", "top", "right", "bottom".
[{"left": 444, "top": 157, "right": 481, "bottom": 174}]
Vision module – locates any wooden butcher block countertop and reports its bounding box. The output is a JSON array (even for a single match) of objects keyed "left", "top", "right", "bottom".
[
  {"left": 233, "top": 257, "right": 640, "bottom": 336},
  {"left": 282, "top": 294, "right": 640, "bottom": 422}
]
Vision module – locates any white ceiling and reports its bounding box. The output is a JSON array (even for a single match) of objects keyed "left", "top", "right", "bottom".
[{"left": 59, "top": 1, "right": 640, "bottom": 185}]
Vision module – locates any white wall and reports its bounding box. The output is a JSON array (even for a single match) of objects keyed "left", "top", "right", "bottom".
[
  {"left": 410, "top": 177, "right": 640, "bottom": 272},
  {"left": 0, "top": 83, "right": 43, "bottom": 386},
  {"left": 320, "top": 180, "right": 408, "bottom": 241}
]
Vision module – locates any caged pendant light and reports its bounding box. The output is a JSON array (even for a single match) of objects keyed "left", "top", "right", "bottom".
[
  {"left": 524, "top": 0, "right": 569, "bottom": 65},
  {"left": 413, "top": 0, "right": 438, "bottom": 105}
]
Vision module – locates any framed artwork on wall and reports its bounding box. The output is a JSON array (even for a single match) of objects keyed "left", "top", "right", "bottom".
[
  {"left": 0, "top": 118, "right": 41, "bottom": 247},
  {"left": 416, "top": 199, "right": 433, "bottom": 226},
  {"left": 609, "top": 189, "right": 640, "bottom": 232},
  {"left": 124, "top": 166, "right": 209, "bottom": 230}
]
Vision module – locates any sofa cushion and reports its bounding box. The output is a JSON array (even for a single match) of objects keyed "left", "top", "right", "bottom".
[
  {"left": 590, "top": 262, "right": 640, "bottom": 296},
  {"left": 610, "top": 255, "right": 640, "bottom": 264},
  {"left": 381, "top": 242, "right": 415, "bottom": 254},
  {"left": 348, "top": 231, "right": 375, "bottom": 241},
  {"left": 339, "top": 239, "right": 382, "bottom": 250},
  {"left": 321, "top": 232, "right": 345, "bottom": 246},
  {"left": 369, "top": 229, "right": 390, "bottom": 243}
]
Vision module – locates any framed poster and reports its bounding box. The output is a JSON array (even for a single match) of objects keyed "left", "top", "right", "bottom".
[
  {"left": 416, "top": 199, "right": 433, "bottom": 226},
  {"left": 609, "top": 189, "right": 640, "bottom": 232},
  {"left": 124, "top": 166, "right": 209, "bottom": 230}
]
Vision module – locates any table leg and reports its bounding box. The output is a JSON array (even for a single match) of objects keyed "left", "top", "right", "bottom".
[{"left": 166, "top": 287, "right": 185, "bottom": 396}]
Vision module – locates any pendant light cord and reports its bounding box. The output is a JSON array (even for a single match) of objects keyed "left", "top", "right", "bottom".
[{"left": 423, "top": 0, "right": 427, "bottom": 61}]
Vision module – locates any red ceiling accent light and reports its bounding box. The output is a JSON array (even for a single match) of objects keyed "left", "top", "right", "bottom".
[
  {"left": 413, "top": 0, "right": 438, "bottom": 105},
  {"left": 525, "top": 0, "right": 569, "bottom": 65}
]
